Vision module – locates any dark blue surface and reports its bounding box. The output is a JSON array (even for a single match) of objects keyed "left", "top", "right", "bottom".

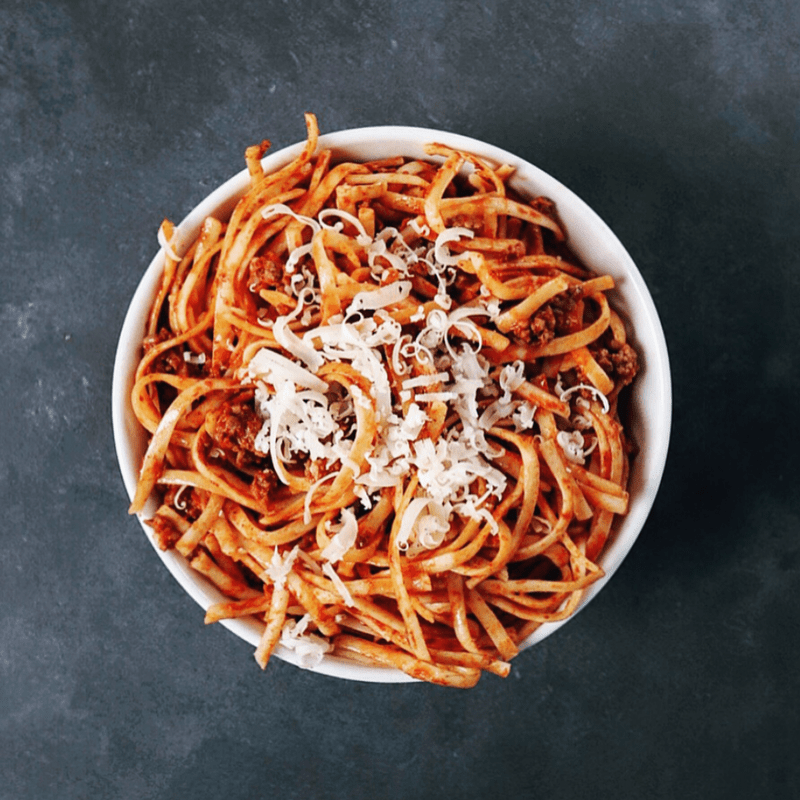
[{"left": 1, "top": 1, "right": 798, "bottom": 798}]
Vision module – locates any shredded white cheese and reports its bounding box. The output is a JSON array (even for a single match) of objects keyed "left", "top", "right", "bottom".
[
  {"left": 401, "top": 372, "right": 451, "bottom": 390},
  {"left": 512, "top": 401, "right": 537, "bottom": 431},
  {"left": 263, "top": 545, "right": 300, "bottom": 591},
  {"left": 556, "top": 430, "right": 597, "bottom": 465},
  {"left": 321, "top": 562, "right": 356, "bottom": 607},
  {"left": 249, "top": 348, "right": 328, "bottom": 392},
  {"left": 557, "top": 378, "right": 610, "bottom": 414},
  {"left": 408, "top": 218, "right": 430, "bottom": 236},
  {"left": 433, "top": 227, "right": 475, "bottom": 267},
  {"left": 261, "top": 203, "right": 321, "bottom": 234},
  {"left": 321, "top": 508, "right": 359, "bottom": 563},
  {"left": 348, "top": 280, "right": 412, "bottom": 314},
  {"left": 272, "top": 316, "right": 324, "bottom": 372},
  {"left": 319, "top": 208, "right": 372, "bottom": 246},
  {"left": 182, "top": 351, "right": 206, "bottom": 365},
  {"left": 279, "top": 614, "right": 332, "bottom": 668}
]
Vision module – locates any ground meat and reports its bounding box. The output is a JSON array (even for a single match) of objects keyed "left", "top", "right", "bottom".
[
  {"left": 162, "top": 485, "right": 203, "bottom": 521},
  {"left": 610, "top": 343, "right": 639, "bottom": 385},
  {"left": 143, "top": 328, "right": 192, "bottom": 376},
  {"left": 514, "top": 285, "right": 582, "bottom": 346},
  {"left": 550, "top": 285, "right": 583, "bottom": 333},
  {"left": 208, "top": 399, "right": 267, "bottom": 470},
  {"left": 251, "top": 469, "right": 278, "bottom": 505},
  {"left": 530, "top": 196, "right": 557, "bottom": 219},
  {"left": 248, "top": 253, "right": 284, "bottom": 294},
  {"left": 589, "top": 340, "right": 640, "bottom": 387},
  {"left": 527, "top": 305, "right": 556, "bottom": 346},
  {"left": 147, "top": 513, "right": 182, "bottom": 551},
  {"left": 591, "top": 346, "right": 614, "bottom": 374}
]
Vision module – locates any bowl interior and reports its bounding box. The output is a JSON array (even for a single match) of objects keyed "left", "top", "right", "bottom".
[{"left": 112, "top": 126, "right": 672, "bottom": 683}]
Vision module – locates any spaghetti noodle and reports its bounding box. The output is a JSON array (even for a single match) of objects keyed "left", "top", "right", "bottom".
[{"left": 129, "top": 114, "right": 639, "bottom": 687}]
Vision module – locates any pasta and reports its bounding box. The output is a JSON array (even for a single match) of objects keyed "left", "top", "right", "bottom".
[{"left": 129, "top": 113, "right": 639, "bottom": 687}]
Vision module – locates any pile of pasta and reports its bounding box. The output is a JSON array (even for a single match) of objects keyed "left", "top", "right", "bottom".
[{"left": 130, "top": 113, "right": 639, "bottom": 687}]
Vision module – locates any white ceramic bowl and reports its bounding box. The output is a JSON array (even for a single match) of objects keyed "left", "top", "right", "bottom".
[{"left": 112, "top": 126, "right": 672, "bottom": 683}]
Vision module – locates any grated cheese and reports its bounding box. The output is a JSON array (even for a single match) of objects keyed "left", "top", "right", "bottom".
[
  {"left": 401, "top": 372, "right": 451, "bottom": 390},
  {"left": 556, "top": 378, "right": 610, "bottom": 414},
  {"left": 512, "top": 401, "right": 537, "bottom": 431},
  {"left": 433, "top": 227, "right": 474, "bottom": 267},
  {"left": 264, "top": 545, "right": 299, "bottom": 591},
  {"left": 348, "top": 280, "right": 412, "bottom": 314},
  {"left": 172, "top": 484, "right": 189, "bottom": 510},
  {"left": 556, "top": 429, "right": 597, "bottom": 465},
  {"left": 273, "top": 316, "right": 324, "bottom": 372},
  {"left": 261, "top": 203, "right": 321, "bottom": 234},
  {"left": 249, "top": 347, "right": 328, "bottom": 392},
  {"left": 319, "top": 208, "right": 372, "bottom": 246},
  {"left": 408, "top": 218, "right": 430, "bottom": 236},
  {"left": 415, "top": 391, "right": 458, "bottom": 403},
  {"left": 279, "top": 614, "right": 333, "bottom": 668},
  {"left": 320, "top": 508, "right": 358, "bottom": 563},
  {"left": 322, "top": 561, "right": 356, "bottom": 607}
]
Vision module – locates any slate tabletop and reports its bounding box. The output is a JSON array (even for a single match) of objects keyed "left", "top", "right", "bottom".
[{"left": 2, "top": 1, "right": 798, "bottom": 798}]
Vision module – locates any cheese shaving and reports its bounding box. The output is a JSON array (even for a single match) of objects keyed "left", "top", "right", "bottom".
[
  {"left": 396, "top": 497, "right": 450, "bottom": 554},
  {"left": 556, "top": 430, "right": 597, "bottom": 465},
  {"left": 408, "top": 218, "right": 430, "bottom": 236},
  {"left": 319, "top": 208, "right": 372, "bottom": 246},
  {"left": 401, "top": 372, "right": 450, "bottom": 389},
  {"left": 249, "top": 347, "right": 328, "bottom": 392},
  {"left": 557, "top": 379, "right": 610, "bottom": 414},
  {"left": 348, "top": 280, "right": 412, "bottom": 314},
  {"left": 321, "top": 508, "right": 359, "bottom": 563},
  {"left": 279, "top": 615, "right": 332, "bottom": 668},
  {"left": 264, "top": 545, "right": 299, "bottom": 591},
  {"left": 321, "top": 562, "right": 355, "bottom": 607},
  {"left": 285, "top": 242, "right": 314, "bottom": 274},
  {"left": 433, "top": 227, "right": 474, "bottom": 267},
  {"left": 272, "top": 316, "right": 324, "bottom": 372},
  {"left": 261, "top": 203, "right": 321, "bottom": 234},
  {"left": 512, "top": 401, "right": 537, "bottom": 431},
  {"left": 415, "top": 391, "right": 457, "bottom": 403}
]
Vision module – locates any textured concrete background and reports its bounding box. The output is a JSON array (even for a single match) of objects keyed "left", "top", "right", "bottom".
[{"left": 1, "top": 1, "right": 798, "bottom": 798}]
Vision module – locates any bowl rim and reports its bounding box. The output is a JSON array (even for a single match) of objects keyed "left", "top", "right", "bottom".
[{"left": 112, "top": 124, "right": 672, "bottom": 684}]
